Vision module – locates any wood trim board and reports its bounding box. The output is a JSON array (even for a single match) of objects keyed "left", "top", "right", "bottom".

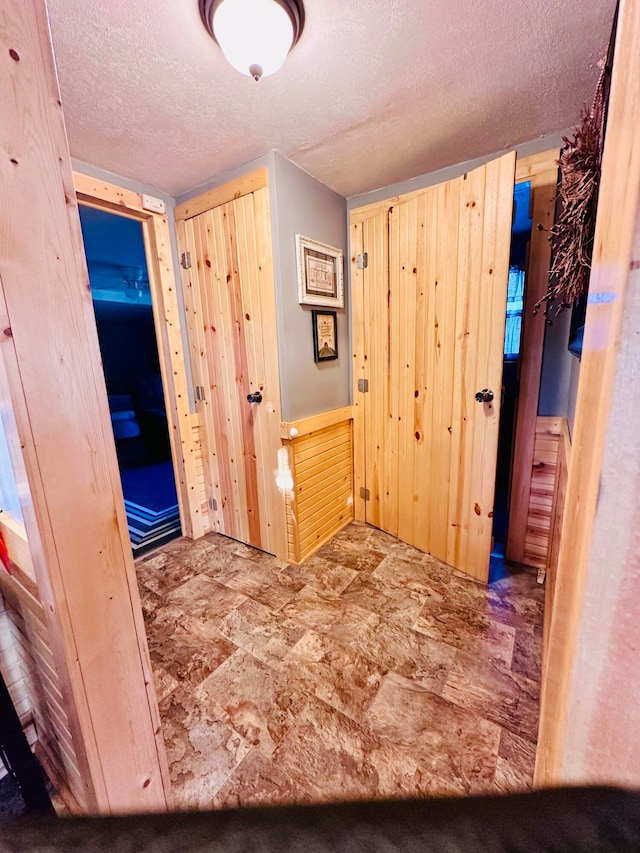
[
  {"left": 73, "top": 171, "right": 203, "bottom": 541},
  {"left": 0, "top": 0, "right": 171, "bottom": 812},
  {"left": 506, "top": 152, "right": 559, "bottom": 565},
  {"left": 535, "top": 0, "right": 640, "bottom": 785},
  {"left": 175, "top": 168, "right": 269, "bottom": 222}
]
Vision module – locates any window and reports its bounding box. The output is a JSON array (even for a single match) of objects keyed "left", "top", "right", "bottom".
[{"left": 504, "top": 266, "right": 525, "bottom": 360}]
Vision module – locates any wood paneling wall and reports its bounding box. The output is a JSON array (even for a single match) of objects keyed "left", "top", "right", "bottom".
[
  {"left": 351, "top": 154, "right": 515, "bottom": 582},
  {"left": 177, "top": 180, "right": 287, "bottom": 560},
  {"left": 0, "top": 528, "right": 84, "bottom": 810},
  {"left": 543, "top": 420, "right": 571, "bottom": 667},
  {"left": 522, "top": 417, "right": 571, "bottom": 574},
  {"left": 524, "top": 417, "right": 562, "bottom": 570},
  {"left": 281, "top": 407, "right": 354, "bottom": 563},
  {"left": 191, "top": 413, "right": 211, "bottom": 534}
]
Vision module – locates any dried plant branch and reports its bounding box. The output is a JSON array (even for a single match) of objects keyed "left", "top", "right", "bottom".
[{"left": 535, "top": 60, "right": 608, "bottom": 319}]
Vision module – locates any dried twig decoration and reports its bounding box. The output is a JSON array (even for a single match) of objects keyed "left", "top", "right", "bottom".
[{"left": 535, "top": 56, "right": 610, "bottom": 319}]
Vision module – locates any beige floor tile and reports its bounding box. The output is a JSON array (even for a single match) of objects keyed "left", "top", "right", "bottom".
[
  {"left": 196, "top": 650, "right": 307, "bottom": 757},
  {"left": 141, "top": 522, "right": 543, "bottom": 809},
  {"left": 365, "top": 672, "right": 501, "bottom": 795},
  {"left": 280, "top": 630, "right": 383, "bottom": 724}
]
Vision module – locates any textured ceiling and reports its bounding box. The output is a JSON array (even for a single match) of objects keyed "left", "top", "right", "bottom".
[{"left": 46, "top": 0, "right": 616, "bottom": 199}]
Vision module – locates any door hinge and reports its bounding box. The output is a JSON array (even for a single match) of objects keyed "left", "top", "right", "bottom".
[
  {"left": 181, "top": 251, "right": 191, "bottom": 269},
  {"left": 356, "top": 252, "right": 368, "bottom": 270},
  {"left": 209, "top": 497, "right": 217, "bottom": 511},
  {"left": 360, "top": 487, "right": 370, "bottom": 501},
  {"left": 537, "top": 567, "right": 546, "bottom": 585},
  {"left": 357, "top": 378, "right": 369, "bottom": 393},
  {"left": 195, "top": 385, "right": 205, "bottom": 401}
]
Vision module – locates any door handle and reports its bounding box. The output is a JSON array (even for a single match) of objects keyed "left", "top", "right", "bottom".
[
  {"left": 475, "top": 388, "right": 494, "bottom": 403},
  {"left": 247, "top": 391, "right": 263, "bottom": 404}
]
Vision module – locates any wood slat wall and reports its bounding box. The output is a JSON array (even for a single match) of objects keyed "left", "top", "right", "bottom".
[
  {"left": 282, "top": 408, "right": 354, "bottom": 563},
  {"left": 0, "top": 554, "right": 84, "bottom": 811},
  {"left": 523, "top": 417, "right": 564, "bottom": 570},
  {"left": 191, "top": 413, "right": 211, "bottom": 534},
  {"left": 543, "top": 420, "right": 571, "bottom": 669},
  {"left": 177, "top": 182, "right": 287, "bottom": 560},
  {"left": 351, "top": 154, "right": 515, "bottom": 582}
]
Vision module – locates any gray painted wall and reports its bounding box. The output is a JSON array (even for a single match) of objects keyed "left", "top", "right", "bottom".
[
  {"left": 538, "top": 308, "right": 574, "bottom": 418},
  {"left": 538, "top": 306, "right": 582, "bottom": 437},
  {"left": 271, "top": 153, "right": 349, "bottom": 421}
]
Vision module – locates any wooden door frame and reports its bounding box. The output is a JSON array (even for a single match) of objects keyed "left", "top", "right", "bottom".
[
  {"left": 73, "top": 172, "right": 204, "bottom": 540},
  {"left": 505, "top": 151, "right": 560, "bottom": 565}
]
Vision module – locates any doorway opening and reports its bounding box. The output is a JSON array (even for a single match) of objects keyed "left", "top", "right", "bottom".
[
  {"left": 492, "top": 180, "right": 533, "bottom": 556},
  {"left": 79, "top": 205, "right": 181, "bottom": 556}
]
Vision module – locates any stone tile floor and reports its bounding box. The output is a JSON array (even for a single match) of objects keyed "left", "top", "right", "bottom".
[{"left": 137, "top": 522, "right": 543, "bottom": 809}]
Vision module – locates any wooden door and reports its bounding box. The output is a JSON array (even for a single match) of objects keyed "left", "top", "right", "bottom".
[
  {"left": 179, "top": 188, "right": 286, "bottom": 558},
  {"left": 352, "top": 153, "right": 515, "bottom": 581}
]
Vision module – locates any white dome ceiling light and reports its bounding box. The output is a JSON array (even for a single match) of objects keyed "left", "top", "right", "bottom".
[{"left": 199, "top": 0, "right": 305, "bottom": 81}]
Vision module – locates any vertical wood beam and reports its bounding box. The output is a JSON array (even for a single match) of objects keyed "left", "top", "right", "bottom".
[
  {"left": 535, "top": 0, "right": 640, "bottom": 784},
  {"left": 506, "top": 156, "right": 558, "bottom": 564},
  {"left": 0, "top": 0, "right": 170, "bottom": 812}
]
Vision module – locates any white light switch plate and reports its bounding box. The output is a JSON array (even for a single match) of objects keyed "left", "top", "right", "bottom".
[{"left": 142, "top": 194, "right": 166, "bottom": 215}]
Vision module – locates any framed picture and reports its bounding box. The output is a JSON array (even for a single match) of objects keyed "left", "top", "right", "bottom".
[
  {"left": 312, "top": 310, "right": 338, "bottom": 362},
  {"left": 296, "top": 234, "right": 344, "bottom": 308}
]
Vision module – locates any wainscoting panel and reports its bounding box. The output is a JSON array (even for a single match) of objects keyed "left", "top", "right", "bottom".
[
  {"left": 543, "top": 418, "right": 571, "bottom": 667},
  {"left": 0, "top": 520, "right": 84, "bottom": 811},
  {"left": 191, "top": 413, "right": 211, "bottom": 534},
  {"left": 282, "top": 407, "right": 354, "bottom": 564},
  {"left": 524, "top": 417, "right": 563, "bottom": 570}
]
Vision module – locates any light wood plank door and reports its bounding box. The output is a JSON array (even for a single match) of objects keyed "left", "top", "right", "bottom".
[
  {"left": 179, "top": 188, "right": 286, "bottom": 558},
  {"left": 352, "top": 152, "right": 515, "bottom": 581}
]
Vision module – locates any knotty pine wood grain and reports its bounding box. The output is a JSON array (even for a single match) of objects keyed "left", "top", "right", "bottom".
[
  {"left": 284, "top": 414, "right": 354, "bottom": 564},
  {"left": 0, "top": 0, "right": 170, "bottom": 812},
  {"left": 506, "top": 155, "right": 559, "bottom": 565},
  {"left": 536, "top": 0, "right": 640, "bottom": 784},
  {"left": 351, "top": 153, "right": 514, "bottom": 582},
  {"left": 178, "top": 185, "right": 286, "bottom": 559}
]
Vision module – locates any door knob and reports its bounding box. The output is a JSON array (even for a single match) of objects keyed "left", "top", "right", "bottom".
[
  {"left": 247, "top": 391, "right": 263, "bottom": 404},
  {"left": 475, "top": 388, "right": 494, "bottom": 403}
]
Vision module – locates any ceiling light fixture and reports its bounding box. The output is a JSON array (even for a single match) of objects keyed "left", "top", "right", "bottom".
[{"left": 199, "top": 0, "right": 304, "bottom": 81}]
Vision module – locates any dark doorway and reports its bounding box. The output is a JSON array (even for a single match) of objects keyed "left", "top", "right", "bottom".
[
  {"left": 492, "top": 181, "right": 533, "bottom": 555},
  {"left": 79, "top": 206, "right": 181, "bottom": 556}
]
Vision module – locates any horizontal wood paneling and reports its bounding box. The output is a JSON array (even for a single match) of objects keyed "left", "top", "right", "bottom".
[
  {"left": 283, "top": 410, "right": 354, "bottom": 563},
  {"left": 543, "top": 420, "right": 571, "bottom": 669},
  {"left": 191, "top": 413, "right": 211, "bottom": 534},
  {"left": 0, "top": 554, "right": 84, "bottom": 811},
  {"left": 524, "top": 417, "right": 563, "bottom": 570}
]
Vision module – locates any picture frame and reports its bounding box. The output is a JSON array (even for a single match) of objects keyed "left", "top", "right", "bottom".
[
  {"left": 312, "top": 310, "right": 338, "bottom": 362},
  {"left": 296, "top": 234, "right": 344, "bottom": 308}
]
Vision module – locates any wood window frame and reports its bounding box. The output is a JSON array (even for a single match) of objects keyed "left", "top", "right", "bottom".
[{"left": 73, "top": 172, "right": 204, "bottom": 540}]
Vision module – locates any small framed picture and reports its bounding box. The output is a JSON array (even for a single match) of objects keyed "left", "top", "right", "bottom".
[
  {"left": 312, "top": 310, "right": 338, "bottom": 362},
  {"left": 296, "top": 234, "right": 344, "bottom": 308}
]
